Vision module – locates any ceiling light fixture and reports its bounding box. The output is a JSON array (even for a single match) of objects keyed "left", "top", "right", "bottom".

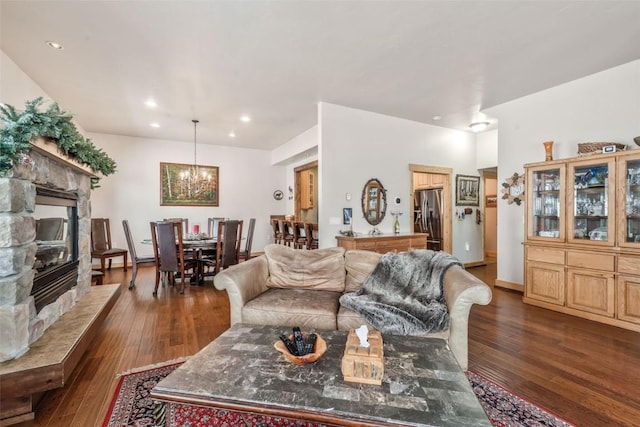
[
  {"left": 240, "top": 115, "right": 251, "bottom": 123},
  {"left": 228, "top": 131, "right": 236, "bottom": 138},
  {"left": 145, "top": 99, "right": 157, "bottom": 108},
  {"left": 179, "top": 120, "right": 212, "bottom": 193},
  {"left": 469, "top": 121, "right": 490, "bottom": 132},
  {"left": 432, "top": 115, "right": 442, "bottom": 121},
  {"left": 149, "top": 122, "right": 160, "bottom": 128},
  {"left": 45, "top": 41, "right": 64, "bottom": 50}
]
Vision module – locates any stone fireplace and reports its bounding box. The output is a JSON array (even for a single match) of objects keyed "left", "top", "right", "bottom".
[
  {"left": 0, "top": 139, "right": 120, "bottom": 426},
  {"left": 0, "top": 143, "right": 92, "bottom": 362}
]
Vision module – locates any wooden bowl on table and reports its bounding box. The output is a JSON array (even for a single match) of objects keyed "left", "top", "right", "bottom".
[{"left": 274, "top": 332, "right": 327, "bottom": 365}]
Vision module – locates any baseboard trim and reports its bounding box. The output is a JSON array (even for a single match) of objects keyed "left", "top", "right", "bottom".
[
  {"left": 495, "top": 280, "right": 523, "bottom": 293},
  {"left": 464, "top": 261, "right": 487, "bottom": 268}
]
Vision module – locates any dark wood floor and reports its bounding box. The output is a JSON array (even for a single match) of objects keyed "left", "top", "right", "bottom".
[{"left": 21, "top": 261, "right": 640, "bottom": 427}]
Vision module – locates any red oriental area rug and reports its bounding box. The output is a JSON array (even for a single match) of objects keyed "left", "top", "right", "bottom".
[{"left": 103, "top": 361, "right": 574, "bottom": 427}]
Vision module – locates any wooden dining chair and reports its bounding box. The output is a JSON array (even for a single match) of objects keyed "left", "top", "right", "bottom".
[
  {"left": 163, "top": 218, "right": 189, "bottom": 235},
  {"left": 207, "top": 217, "right": 225, "bottom": 238},
  {"left": 239, "top": 218, "right": 256, "bottom": 261},
  {"left": 280, "top": 220, "right": 295, "bottom": 246},
  {"left": 202, "top": 219, "right": 243, "bottom": 274},
  {"left": 36, "top": 217, "right": 66, "bottom": 241},
  {"left": 122, "top": 219, "right": 155, "bottom": 290},
  {"left": 91, "top": 218, "right": 128, "bottom": 272},
  {"left": 150, "top": 221, "right": 196, "bottom": 295},
  {"left": 292, "top": 221, "right": 307, "bottom": 249},
  {"left": 271, "top": 218, "right": 283, "bottom": 244},
  {"left": 304, "top": 222, "right": 319, "bottom": 250}
]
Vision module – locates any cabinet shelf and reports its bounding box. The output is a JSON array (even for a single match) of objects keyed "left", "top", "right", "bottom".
[
  {"left": 575, "top": 186, "right": 606, "bottom": 194},
  {"left": 574, "top": 215, "right": 608, "bottom": 220}
]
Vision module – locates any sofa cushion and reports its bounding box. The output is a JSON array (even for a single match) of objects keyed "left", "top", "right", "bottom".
[
  {"left": 265, "top": 244, "right": 346, "bottom": 292},
  {"left": 336, "top": 305, "right": 449, "bottom": 340},
  {"left": 242, "top": 288, "right": 340, "bottom": 330},
  {"left": 344, "top": 250, "right": 382, "bottom": 293}
]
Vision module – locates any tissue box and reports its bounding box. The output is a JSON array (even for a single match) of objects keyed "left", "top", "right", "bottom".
[{"left": 341, "top": 329, "right": 384, "bottom": 385}]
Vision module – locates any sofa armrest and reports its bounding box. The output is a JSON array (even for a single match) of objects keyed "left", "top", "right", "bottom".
[
  {"left": 213, "top": 255, "right": 270, "bottom": 325},
  {"left": 442, "top": 265, "right": 492, "bottom": 371}
]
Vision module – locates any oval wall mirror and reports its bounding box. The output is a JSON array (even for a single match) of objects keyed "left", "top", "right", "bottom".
[{"left": 361, "top": 178, "right": 387, "bottom": 226}]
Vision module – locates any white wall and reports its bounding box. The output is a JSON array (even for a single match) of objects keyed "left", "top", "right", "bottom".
[
  {"left": 485, "top": 59, "right": 640, "bottom": 287},
  {"left": 88, "top": 133, "right": 285, "bottom": 259},
  {"left": 477, "top": 130, "right": 498, "bottom": 170},
  {"left": 318, "top": 102, "right": 483, "bottom": 263}
]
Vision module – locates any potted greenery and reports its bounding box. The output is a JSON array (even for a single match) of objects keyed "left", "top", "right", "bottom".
[{"left": 0, "top": 97, "right": 117, "bottom": 185}]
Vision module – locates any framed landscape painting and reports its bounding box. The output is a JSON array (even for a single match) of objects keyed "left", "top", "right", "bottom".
[
  {"left": 160, "top": 162, "right": 219, "bottom": 206},
  {"left": 455, "top": 174, "right": 480, "bottom": 206}
]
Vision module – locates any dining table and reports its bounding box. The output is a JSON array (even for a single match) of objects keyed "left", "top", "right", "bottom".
[{"left": 141, "top": 235, "right": 218, "bottom": 285}]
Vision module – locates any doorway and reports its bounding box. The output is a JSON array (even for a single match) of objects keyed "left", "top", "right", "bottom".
[
  {"left": 409, "top": 164, "right": 452, "bottom": 254},
  {"left": 294, "top": 161, "right": 318, "bottom": 222},
  {"left": 482, "top": 169, "right": 498, "bottom": 264}
]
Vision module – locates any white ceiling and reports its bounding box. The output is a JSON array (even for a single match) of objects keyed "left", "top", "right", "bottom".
[{"left": 1, "top": 1, "right": 639, "bottom": 150}]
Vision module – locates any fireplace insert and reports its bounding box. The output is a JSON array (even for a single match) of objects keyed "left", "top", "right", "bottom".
[{"left": 32, "top": 186, "right": 79, "bottom": 312}]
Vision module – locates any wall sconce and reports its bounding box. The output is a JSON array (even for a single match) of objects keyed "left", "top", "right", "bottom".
[{"left": 288, "top": 186, "right": 293, "bottom": 200}]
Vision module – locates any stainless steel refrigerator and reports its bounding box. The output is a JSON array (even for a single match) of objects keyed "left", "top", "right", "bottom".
[{"left": 415, "top": 188, "right": 443, "bottom": 251}]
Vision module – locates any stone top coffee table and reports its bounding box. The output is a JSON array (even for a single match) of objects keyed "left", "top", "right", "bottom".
[{"left": 150, "top": 323, "right": 490, "bottom": 427}]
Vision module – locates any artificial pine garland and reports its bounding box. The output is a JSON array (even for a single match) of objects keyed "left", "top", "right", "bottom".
[{"left": 0, "top": 97, "right": 117, "bottom": 179}]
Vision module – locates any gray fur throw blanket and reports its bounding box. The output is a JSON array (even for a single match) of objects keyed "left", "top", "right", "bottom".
[{"left": 339, "top": 250, "right": 462, "bottom": 335}]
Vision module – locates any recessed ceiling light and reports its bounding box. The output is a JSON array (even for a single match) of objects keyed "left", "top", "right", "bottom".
[
  {"left": 45, "top": 41, "right": 64, "bottom": 50},
  {"left": 149, "top": 122, "right": 160, "bottom": 128},
  {"left": 144, "top": 99, "right": 157, "bottom": 108},
  {"left": 228, "top": 131, "right": 236, "bottom": 138},
  {"left": 432, "top": 115, "right": 442, "bottom": 121},
  {"left": 469, "top": 121, "right": 490, "bottom": 132},
  {"left": 240, "top": 115, "right": 251, "bottom": 123}
]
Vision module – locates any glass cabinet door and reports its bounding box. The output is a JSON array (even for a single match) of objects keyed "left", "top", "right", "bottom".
[
  {"left": 618, "top": 154, "right": 640, "bottom": 247},
  {"left": 567, "top": 158, "right": 615, "bottom": 246},
  {"left": 527, "top": 165, "right": 565, "bottom": 241}
]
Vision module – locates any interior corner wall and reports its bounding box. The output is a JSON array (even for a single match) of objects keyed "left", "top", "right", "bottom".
[
  {"left": 485, "top": 59, "right": 640, "bottom": 288},
  {"left": 318, "top": 102, "right": 483, "bottom": 263},
  {"left": 1, "top": 50, "right": 49, "bottom": 105},
  {"left": 88, "top": 133, "right": 285, "bottom": 260}
]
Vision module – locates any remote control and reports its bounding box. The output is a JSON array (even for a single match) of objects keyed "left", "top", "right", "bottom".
[
  {"left": 279, "top": 334, "right": 299, "bottom": 356},
  {"left": 304, "top": 333, "right": 317, "bottom": 355},
  {"left": 292, "top": 327, "right": 306, "bottom": 355}
]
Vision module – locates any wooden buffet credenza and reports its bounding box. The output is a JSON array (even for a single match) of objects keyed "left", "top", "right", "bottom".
[{"left": 335, "top": 232, "right": 427, "bottom": 253}]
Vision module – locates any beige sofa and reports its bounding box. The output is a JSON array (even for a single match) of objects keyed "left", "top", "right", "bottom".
[{"left": 213, "top": 244, "right": 492, "bottom": 370}]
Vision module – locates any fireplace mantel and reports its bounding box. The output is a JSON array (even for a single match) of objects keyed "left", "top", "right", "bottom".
[{"left": 29, "top": 137, "right": 99, "bottom": 179}]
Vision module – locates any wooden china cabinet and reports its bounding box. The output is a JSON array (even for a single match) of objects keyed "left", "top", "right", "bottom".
[{"left": 523, "top": 150, "right": 640, "bottom": 332}]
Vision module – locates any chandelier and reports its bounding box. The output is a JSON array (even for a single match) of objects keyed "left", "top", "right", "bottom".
[{"left": 179, "top": 119, "right": 212, "bottom": 196}]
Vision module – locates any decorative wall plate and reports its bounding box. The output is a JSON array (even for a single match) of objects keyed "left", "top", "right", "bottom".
[
  {"left": 501, "top": 172, "right": 525, "bottom": 205},
  {"left": 273, "top": 190, "right": 284, "bottom": 200}
]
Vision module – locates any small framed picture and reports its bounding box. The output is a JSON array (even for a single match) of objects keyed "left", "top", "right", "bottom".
[
  {"left": 455, "top": 174, "right": 480, "bottom": 206},
  {"left": 486, "top": 195, "right": 497, "bottom": 207},
  {"left": 343, "top": 208, "right": 353, "bottom": 225}
]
